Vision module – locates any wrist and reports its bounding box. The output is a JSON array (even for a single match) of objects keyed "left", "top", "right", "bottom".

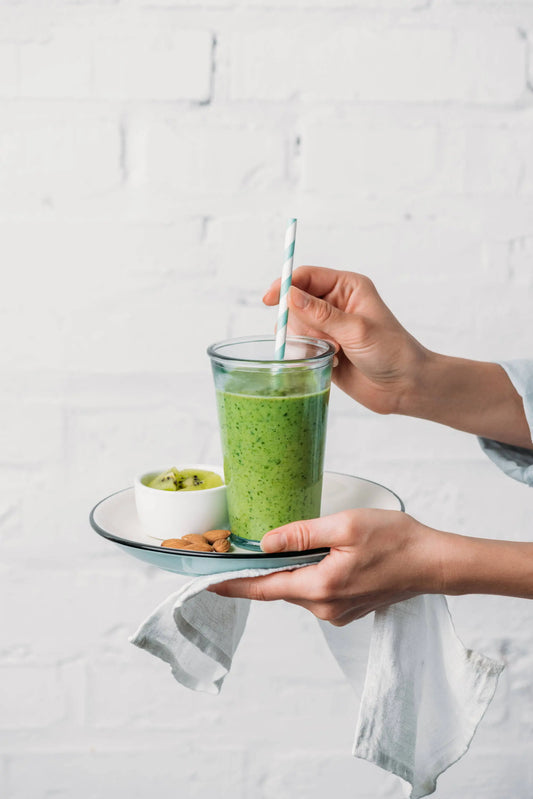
[
  {"left": 400, "top": 350, "right": 454, "bottom": 420},
  {"left": 440, "top": 535, "right": 533, "bottom": 599},
  {"left": 412, "top": 525, "right": 454, "bottom": 595},
  {"left": 399, "top": 353, "right": 532, "bottom": 448},
  {"left": 418, "top": 529, "right": 498, "bottom": 597},
  {"left": 395, "top": 344, "right": 436, "bottom": 418}
]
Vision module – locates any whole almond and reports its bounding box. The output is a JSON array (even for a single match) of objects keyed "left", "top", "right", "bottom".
[
  {"left": 213, "top": 538, "right": 231, "bottom": 553},
  {"left": 190, "top": 542, "right": 214, "bottom": 552},
  {"left": 161, "top": 538, "right": 195, "bottom": 550},
  {"left": 183, "top": 533, "right": 210, "bottom": 546},
  {"left": 204, "top": 529, "right": 231, "bottom": 544}
]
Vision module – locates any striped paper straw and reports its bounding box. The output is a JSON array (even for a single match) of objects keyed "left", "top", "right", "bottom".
[{"left": 275, "top": 218, "right": 297, "bottom": 360}]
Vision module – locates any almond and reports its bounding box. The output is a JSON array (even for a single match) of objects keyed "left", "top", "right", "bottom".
[
  {"left": 182, "top": 533, "right": 210, "bottom": 546},
  {"left": 190, "top": 542, "right": 214, "bottom": 552},
  {"left": 213, "top": 538, "right": 231, "bottom": 553},
  {"left": 161, "top": 538, "right": 195, "bottom": 550},
  {"left": 204, "top": 529, "right": 231, "bottom": 544}
]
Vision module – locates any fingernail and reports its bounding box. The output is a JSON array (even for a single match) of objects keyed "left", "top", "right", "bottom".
[
  {"left": 333, "top": 355, "right": 339, "bottom": 367},
  {"left": 260, "top": 532, "right": 287, "bottom": 552},
  {"left": 290, "top": 286, "right": 309, "bottom": 309}
]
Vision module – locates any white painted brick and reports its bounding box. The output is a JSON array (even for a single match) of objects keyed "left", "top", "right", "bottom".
[
  {"left": 0, "top": 112, "right": 121, "bottom": 214},
  {"left": 1, "top": 2, "right": 533, "bottom": 796},
  {"left": 230, "top": 27, "right": 525, "bottom": 104},
  {"left": 0, "top": 401, "right": 63, "bottom": 465},
  {"left": 302, "top": 121, "right": 439, "bottom": 197},
  {"left": 507, "top": 236, "right": 533, "bottom": 283},
  {"left": 0, "top": 219, "right": 206, "bottom": 315},
  {"left": 294, "top": 219, "right": 486, "bottom": 284},
  {"left": 433, "top": 748, "right": 532, "bottom": 799},
  {"left": 0, "top": 759, "right": 6, "bottom": 799},
  {"left": 450, "top": 27, "right": 526, "bottom": 104},
  {"left": 238, "top": 676, "right": 354, "bottom": 747},
  {"left": 0, "top": 569, "right": 184, "bottom": 663},
  {"left": 374, "top": 280, "right": 533, "bottom": 361},
  {"left": 228, "top": 303, "right": 277, "bottom": 339},
  {"left": 138, "top": 0, "right": 422, "bottom": 5},
  {"left": 7, "top": 749, "right": 247, "bottom": 799},
  {"left": 19, "top": 31, "right": 93, "bottom": 99},
  {"left": 61, "top": 290, "right": 230, "bottom": 373},
  {"left": 0, "top": 308, "right": 65, "bottom": 371},
  {"left": 0, "top": 44, "right": 18, "bottom": 97},
  {"left": 205, "top": 215, "right": 286, "bottom": 292},
  {"left": 311, "top": 194, "right": 533, "bottom": 246},
  {"left": 464, "top": 118, "right": 533, "bottom": 194},
  {"left": 254, "top": 750, "right": 397, "bottom": 799},
  {"left": 326, "top": 411, "right": 480, "bottom": 467},
  {"left": 86, "top": 656, "right": 222, "bottom": 728},
  {"left": 10, "top": 471, "right": 87, "bottom": 567},
  {"left": 136, "top": 117, "right": 286, "bottom": 196},
  {"left": 241, "top": 600, "right": 368, "bottom": 689},
  {"left": 457, "top": 0, "right": 533, "bottom": 5},
  {"left": 0, "top": 664, "right": 66, "bottom": 729},
  {"left": 0, "top": 469, "right": 24, "bottom": 553},
  {"left": 245, "top": 0, "right": 426, "bottom": 6},
  {"left": 93, "top": 29, "right": 213, "bottom": 101},
  {"left": 65, "top": 404, "right": 217, "bottom": 497},
  {"left": 135, "top": 0, "right": 235, "bottom": 6}
]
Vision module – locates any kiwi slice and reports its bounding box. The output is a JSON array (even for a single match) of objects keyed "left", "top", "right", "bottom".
[
  {"left": 147, "top": 467, "right": 223, "bottom": 492},
  {"left": 147, "top": 468, "right": 179, "bottom": 491},
  {"left": 174, "top": 468, "right": 223, "bottom": 491}
]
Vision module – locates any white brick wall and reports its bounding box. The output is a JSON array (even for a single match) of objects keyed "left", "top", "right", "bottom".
[
  {"left": 230, "top": 27, "right": 525, "bottom": 103},
  {"left": 2, "top": 1, "right": 533, "bottom": 797}
]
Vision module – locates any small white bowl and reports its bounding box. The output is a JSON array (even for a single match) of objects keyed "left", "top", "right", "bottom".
[{"left": 134, "top": 464, "right": 228, "bottom": 541}]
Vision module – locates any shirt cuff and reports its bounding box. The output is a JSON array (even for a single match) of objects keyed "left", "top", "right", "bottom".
[{"left": 478, "top": 360, "right": 533, "bottom": 488}]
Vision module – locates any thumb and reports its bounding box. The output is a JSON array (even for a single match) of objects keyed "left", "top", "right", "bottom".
[
  {"left": 289, "top": 286, "right": 363, "bottom": 346},
  {"left": 261, "top": 512, "right": 351, "bottom": 553}
]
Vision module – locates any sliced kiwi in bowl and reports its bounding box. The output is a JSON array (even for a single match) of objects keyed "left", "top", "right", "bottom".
[{"left": 148, "top": 467, "right": 223, "bottom": 492}]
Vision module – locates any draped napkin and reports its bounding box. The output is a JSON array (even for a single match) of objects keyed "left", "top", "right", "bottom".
[{"left": 130, "top": 565, "right": 502, "bottom": 798}]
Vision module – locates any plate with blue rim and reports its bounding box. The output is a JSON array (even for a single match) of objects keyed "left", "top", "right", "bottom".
[{"left": 89, "top": 471, "right": 404, "bottom": 577}]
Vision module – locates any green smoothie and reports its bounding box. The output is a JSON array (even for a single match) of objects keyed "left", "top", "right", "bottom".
[{"left": 217, "top": 382, "right": 330, "bottom": 544}]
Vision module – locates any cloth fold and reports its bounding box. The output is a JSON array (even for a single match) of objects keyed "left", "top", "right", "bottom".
[
  {"left": 131, "top": 570, "right": 502, "bottom": 799},
  {"left": 478, "top": 359, "right": 533, "bottom": 487},
  {"left": 130, "top": 565, "right": 306, "bottom": 695}
]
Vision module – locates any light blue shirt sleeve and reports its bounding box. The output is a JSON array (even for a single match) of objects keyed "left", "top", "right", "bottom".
[{"left": 478, "top": 360, "right": 533, "bottom": 487}]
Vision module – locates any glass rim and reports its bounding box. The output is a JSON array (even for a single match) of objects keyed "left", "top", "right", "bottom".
[{"left": 206, "top": 335, "right": 336, "bottom": 365}]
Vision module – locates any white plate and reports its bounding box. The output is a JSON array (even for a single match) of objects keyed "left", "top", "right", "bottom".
[{"left": 89, "top": 471, "right": 404, "bottom": 577}]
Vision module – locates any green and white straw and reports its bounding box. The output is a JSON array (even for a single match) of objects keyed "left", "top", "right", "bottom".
[{"left": 275, "top": 217, "right": 297, "bottom": 360}]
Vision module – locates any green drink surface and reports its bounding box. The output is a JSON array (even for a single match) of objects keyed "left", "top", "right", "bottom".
[{"left": 217, "top": 387, "right": 330, "bottom": 542}]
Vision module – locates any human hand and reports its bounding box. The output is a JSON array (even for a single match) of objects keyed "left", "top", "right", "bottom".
[
  {"left": 264, "top": 266, "right": 429, "bottom": 415},
  {"left": 209, "top": 509, "right": 446, "bottom": 626}
]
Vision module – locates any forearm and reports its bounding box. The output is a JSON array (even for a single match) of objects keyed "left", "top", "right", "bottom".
[
  {"left": 404, "top": 353, "right": 532, "bottom": 449},
  {"left": 439, "top": 532, "right": 533, "bottom": 599}
]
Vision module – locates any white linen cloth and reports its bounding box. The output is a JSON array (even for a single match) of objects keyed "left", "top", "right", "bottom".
[
  {"left": 479, "top": 359, "right": 533, "bottom": 486},
  {"left": 131, "top": 358, "right": 533, "bottom": 794},
  {"left": 130, "top": 567, "right": 503, "bottom": 799}
]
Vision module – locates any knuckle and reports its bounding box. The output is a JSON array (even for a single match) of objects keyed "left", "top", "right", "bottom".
[
  {"left": 290, "top": 522, "right": 313, "bottom": 552},
  {"left": 312, "top": 297, "right": 334, "bottom": 325},
  {"left": 308, "top": 586, "right": 325, "bottom": 603},
  {"left": 249, "top": 582, "right": 269, "bottom": 602},
  {"left": 329, "top": 617, "right": 349, "bottom": 628},
  {"left": 353, "top": 315, "right": 369, "bottom": 340},
  {"left": 318, "top": 574, "right": 339, "bottom": 600},
  {"left": 313, "top": 603, "right": 335, "bottom": 621},
  {"left": 350, "top": 272, "right": 375, "bottom": 295},
  {"left": 338, "top": 510, "right": 355, "bottom": 534},
  {"left": 309, "top": 577, "right": 335, "bottom": 603}
]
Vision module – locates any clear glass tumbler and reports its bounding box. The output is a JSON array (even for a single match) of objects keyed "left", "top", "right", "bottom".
[{"left": 207, "top": 336, "right": 335, "bottom": 549}]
